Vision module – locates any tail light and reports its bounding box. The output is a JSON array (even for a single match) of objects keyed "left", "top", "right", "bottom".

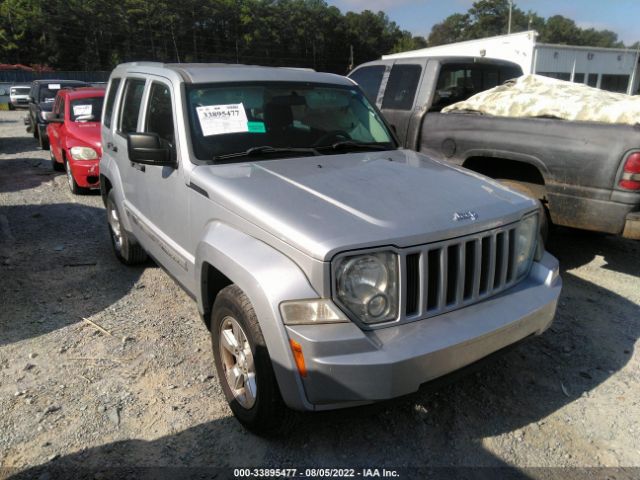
[{"left": 619, "top": 152, "right": 640, "bottom": 191}]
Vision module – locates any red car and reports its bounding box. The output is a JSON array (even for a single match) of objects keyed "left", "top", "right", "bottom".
[{"left": 47, "top": 87, "right": 105, "bottom": 194}]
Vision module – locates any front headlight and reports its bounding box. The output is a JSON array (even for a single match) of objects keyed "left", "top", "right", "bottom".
[
  {"left": 334, "top": 251, "right": 399, "bottom": 324},
  {"left": 70, "top": 146, "right": 98, "bottom": 160},
  {"left": 514, "top": 213, "right": 538, "bottom": 278}
]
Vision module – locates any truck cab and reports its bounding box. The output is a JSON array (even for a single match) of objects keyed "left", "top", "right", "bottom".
[{"left": 349, "top": 56, "right": 522, "bottom": 149}]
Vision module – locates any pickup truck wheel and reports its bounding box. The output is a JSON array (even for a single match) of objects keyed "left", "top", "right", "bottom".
[
  {"left": 50, "top": 150, "right": 64, "bottom": 172},
  {"left": 499, "top": 180, "right": 550, "bottom": 242},
  {"left": 106, "top": 190, "right": 148, "bottom": 265},
  {"left": 211, "top": 285, "right": 288, "bottom": 434}
]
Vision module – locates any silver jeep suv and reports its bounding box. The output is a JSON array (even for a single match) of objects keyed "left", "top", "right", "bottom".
[{"left": 99, "top": 62, "right": 561, "bottom": 432}]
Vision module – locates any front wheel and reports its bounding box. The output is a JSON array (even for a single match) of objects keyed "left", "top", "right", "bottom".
[
  {"left": 38, "top": 126, "right": 49, "bottom": 150},
  {"left": 105, "top": 189, "right": 147, "bottom": 265},
  {"left": 51, "top": 149, "right": 64, "bottom": 171},
  {"left": 65, "top": 158, "right": 85, "bottom": 194},
  {"left": 211, "top": 285, "right": 288, "bottom": 434}
]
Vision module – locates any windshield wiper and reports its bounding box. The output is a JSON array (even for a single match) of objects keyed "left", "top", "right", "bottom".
[
  {"left": 315, "top": 140, "right": 393, "bottom": 152},
  {"left": 213, "top": 145, "right": 320, "bottom": 162}
]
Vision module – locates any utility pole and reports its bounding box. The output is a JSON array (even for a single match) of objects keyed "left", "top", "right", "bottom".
[{"left": 507, "top": 0, "right": 513, "bottom": 35}]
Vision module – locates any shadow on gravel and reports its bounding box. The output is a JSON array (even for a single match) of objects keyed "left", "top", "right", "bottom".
[
  {"left": 0, "top": 203, "right": 144, "bottom": 346},
  {"left": 0, "top": 158, "right": 61, "bottom": 193},
  {"left": 0, "top": 136, "right": 39, "bottom": 155},
  {"left": 10, "top": 263, "right": 639, "bottom": 472},
  {"left": 546, "top": 226, "right": 640, "bottom": 278}
]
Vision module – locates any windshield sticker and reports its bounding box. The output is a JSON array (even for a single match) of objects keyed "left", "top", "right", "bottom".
[
  {"left": 247, "top": 121, "right": 266, "bottom": 133},
  {"left": 73, "top": 104, "right": 92, "bottom": 116},
  {"left": 48, "top": 84, "right": 61, "bottom": 90},
  {"left": 196, "top": 103, "right": 249, "bottom": 136}
]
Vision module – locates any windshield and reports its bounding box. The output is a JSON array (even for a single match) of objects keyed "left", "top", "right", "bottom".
[
  {"left": 11, "top": 87, "right": 29, "bottom": 95},
  {"left": 70, "top": 96, "right": 104, "bottom": 122},
  {"left": 39, "top": 83, "right": 85, "bottom": 103},
  {"left": 186, "top": 82, "right": 395, "bottom": 162}
]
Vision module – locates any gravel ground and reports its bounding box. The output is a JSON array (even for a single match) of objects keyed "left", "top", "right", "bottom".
[{"left": 1, "top": 108, "right": 639, "bottom": 476}]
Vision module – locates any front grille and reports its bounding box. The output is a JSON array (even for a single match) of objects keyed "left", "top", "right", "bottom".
[{"left": 403, "top": 223, "right": 520, "bottom": 320}]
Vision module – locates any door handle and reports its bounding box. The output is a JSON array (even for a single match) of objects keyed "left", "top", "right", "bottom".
[{"left": 106, "top": 142, "right": 118, "bottom": 152}]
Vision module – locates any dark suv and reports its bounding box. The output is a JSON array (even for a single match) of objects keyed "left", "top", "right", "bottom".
[{"left": 25, "top": 79, "right": 88, "bottom": 149}]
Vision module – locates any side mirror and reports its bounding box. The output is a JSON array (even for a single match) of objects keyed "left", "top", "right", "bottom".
[
  {"left": 42, "top": 112, "right": 63, "bottom": 123},
  {"left": 127, "top": 133, "right": 175, "bottom": 167},
  {"left": 29, "top": 95, "right": 36, "bottom": 103}
]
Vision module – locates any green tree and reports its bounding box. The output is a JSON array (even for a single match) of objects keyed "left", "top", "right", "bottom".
[{"left": 427, "top": 14, "right": 471, "bottom": 46}]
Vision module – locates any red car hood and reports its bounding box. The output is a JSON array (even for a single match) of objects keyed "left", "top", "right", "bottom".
[{"left": 67, "top": 122, "right": 102, "bottom": 155}]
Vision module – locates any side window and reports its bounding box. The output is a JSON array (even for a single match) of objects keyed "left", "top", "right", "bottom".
[
  {"left": 103, "top": 78, "right": 121, "bottom": 128},
  {"left": 118, "top": 78, "right": 146, "bottom": 134},
  {"left": 349, "top": 66, "right": 386, "bottom": 104},
  {"left": 145, "top": 82, "right": 175, "bottom": 145},
  {"left": 381, "top": 64, "right": 422, "bottom": 110}
]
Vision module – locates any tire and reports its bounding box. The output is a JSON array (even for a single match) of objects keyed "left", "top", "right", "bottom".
[
  {"left": 8, "top": 104, "right": 15, "bottom": 111},
  {"left": 105, "top": 189, "right": 147, "bottom": 265},
  {"left": 499, "top": 180, "right": 550, "bottom": 242},
  {"left": 50, "top": 149, "right": 64, "bottom": 172},
  {"left": 211, "top": 285, "right": 289, "bottom": 434},
  {"left": 64, "top": 158, "right": 85, "bottom": 195},
  {"left": 38, "top": 126, "right": 49, "bottom": 150}
]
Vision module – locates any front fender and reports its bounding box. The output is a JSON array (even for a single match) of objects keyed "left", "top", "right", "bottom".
[{"left": 195, "top": 221, "right": 320, "bottom": 411}]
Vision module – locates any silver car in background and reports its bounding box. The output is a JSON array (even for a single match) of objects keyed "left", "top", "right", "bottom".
[
  {"left": 99, "top": 62, "right": 562, "bottom": 432},
  {"left": 9, "top": 84, "right": 30, "bottom": 110}
]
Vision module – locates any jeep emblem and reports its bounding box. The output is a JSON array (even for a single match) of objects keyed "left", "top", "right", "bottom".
[{"left": 453, "top": 211, "right": 479, "bottom": 222}]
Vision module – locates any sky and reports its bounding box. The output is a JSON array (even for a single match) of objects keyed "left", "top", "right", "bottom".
[{"left": 326, "top": 0, "right": 640, "bottom": 46}]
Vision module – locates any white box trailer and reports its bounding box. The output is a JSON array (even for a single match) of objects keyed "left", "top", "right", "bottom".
[{"left": 383, "top": 30, "right": 640, "bottom": 95}]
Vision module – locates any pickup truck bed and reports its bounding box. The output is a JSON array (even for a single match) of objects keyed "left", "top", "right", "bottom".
[{"left": 419, "top": 112, "right": 640, "bottom": 237}]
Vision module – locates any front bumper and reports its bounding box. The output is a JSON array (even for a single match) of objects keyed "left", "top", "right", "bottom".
[
  {"left": 284, "top": 252, "right": 561, "bottom": 410},
  {"left": 69, "top": 159, "right": 101, "bottom": 188}
]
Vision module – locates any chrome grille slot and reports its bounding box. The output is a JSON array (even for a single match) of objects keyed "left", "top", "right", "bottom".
[{"left": 403, "top": 222, "right": 522, "bottom": 321}]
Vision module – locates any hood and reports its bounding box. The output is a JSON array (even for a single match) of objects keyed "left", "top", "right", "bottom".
[
  {"left": 193, "top": 149, "right": 537, "bottom": 260},
  {"left": 66, "top": 122, "right": 102, "bottom": 154}
]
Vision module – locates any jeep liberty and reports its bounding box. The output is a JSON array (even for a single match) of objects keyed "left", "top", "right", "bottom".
[{"left": 100, "top": 62, "right": 561, "bottom": 432}]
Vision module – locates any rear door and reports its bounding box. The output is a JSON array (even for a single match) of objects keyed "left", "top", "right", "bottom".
[
  {"left": 112, "top": 76, "right": 148, "bottom": 212},
  {"left": 379, "top": 60, "right": 427, "bottom": 146},
  {"left": 130, "top": 77, "right": 192, "bottom": 287}
]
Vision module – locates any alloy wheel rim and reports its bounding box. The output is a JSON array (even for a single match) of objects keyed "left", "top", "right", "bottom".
[
  {"left": 65, "top": 161, "right": 74, "bottom": 190},
  {"left": 219, "top": 316, "right": 257, "bottom": 409},
  {"left": 107, "top": 201, "right": 123, "bottom": 252}
]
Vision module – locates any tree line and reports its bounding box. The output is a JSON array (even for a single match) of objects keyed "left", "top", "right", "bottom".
[
  {"left": 0, "top": 0, "right": 426, "bottom": 74},
  {"left": 428, "top": 0, "right": 635, "bottom": 49},
  {"left": 0, "top": 0, "right": 635, "bottom": 74}
]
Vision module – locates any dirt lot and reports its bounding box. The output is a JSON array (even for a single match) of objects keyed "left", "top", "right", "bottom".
[{"left": 1, "top": 108, "right": 639, "bottom": 476}]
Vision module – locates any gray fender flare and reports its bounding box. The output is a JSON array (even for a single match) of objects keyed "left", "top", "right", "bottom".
[{"left": 195, "top": 221, "right": 318, "bottom": 411}]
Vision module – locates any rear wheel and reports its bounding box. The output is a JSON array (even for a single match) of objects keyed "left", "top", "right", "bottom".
[
  {"left": 105, "top": 189, "right": 147, "bottom": 265},
  {"left": 500, "top": 180, "right": 550, "bottom": 242},
  {"left": 211, "top": 285, "right": 288, "bottom": 434}
]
